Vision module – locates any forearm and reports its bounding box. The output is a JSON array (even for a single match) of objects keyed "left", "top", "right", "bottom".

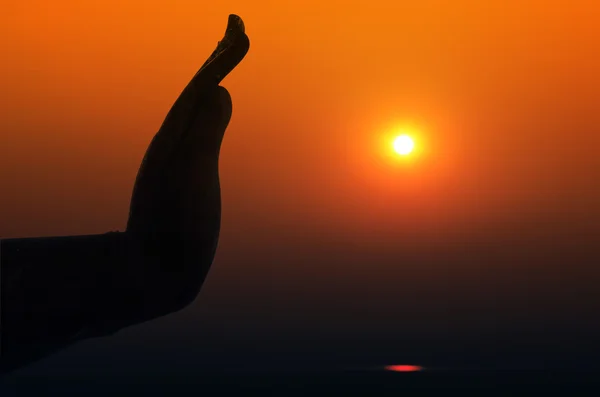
[{"left": 0, "top": 233, "right": 129, "bottom": 373}]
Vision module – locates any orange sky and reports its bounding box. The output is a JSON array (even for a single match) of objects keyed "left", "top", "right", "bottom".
[{"left": 2, "top": 0, "right": 599, "bottom": 247}]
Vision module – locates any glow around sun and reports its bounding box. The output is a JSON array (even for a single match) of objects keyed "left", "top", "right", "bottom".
[{"left": 393, "top": 134, "right": 415, "bottom": 155}]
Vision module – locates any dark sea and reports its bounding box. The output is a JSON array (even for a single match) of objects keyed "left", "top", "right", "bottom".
[{"left": 2, "top": 367, "right": 599, "bottom": 396}]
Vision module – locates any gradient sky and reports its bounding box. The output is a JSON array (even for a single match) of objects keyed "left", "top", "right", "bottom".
[{"left": 2, "top": 1, "right": 600, "bottom": 372}]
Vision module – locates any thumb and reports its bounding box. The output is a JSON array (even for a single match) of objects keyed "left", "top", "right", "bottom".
[{"left": 174, "top": 84, "right": 232, "bottom": 158}]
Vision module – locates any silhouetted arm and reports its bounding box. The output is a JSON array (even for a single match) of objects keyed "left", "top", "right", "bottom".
[
  {"left": 1, "top": 233, "right": 129, "bottom": 372},
  {"left": 0, "top": 14, "right": 249, "bottom": 374}
]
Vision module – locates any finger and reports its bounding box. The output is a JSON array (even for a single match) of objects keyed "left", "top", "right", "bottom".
[
  {"left": 194, "top": 15, "right": 250, "bottom": 86},
  {"left": 159, "top": 85, "right": 232, "bottom": 280},
  {"left": 182, "top": 86, "right": 232, "bottom": 158},
  {"left": 165, "top": 85, "right": 232, "bottom": 196},
  {"left": 144, "top": 14, "right": 248, "bottom": 171}
]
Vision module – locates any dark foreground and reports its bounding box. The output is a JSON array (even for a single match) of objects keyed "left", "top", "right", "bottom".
[{"left": 2, "top": 370, "right": 599, "bottom": 396}]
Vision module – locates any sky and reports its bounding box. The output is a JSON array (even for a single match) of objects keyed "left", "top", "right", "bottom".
[{"left": 1, "top": 0, "right": 600, "bottom": 373}]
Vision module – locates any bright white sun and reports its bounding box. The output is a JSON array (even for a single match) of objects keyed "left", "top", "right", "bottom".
[{"left": 393, "top": 134, "right": 415, "bottom": 155}]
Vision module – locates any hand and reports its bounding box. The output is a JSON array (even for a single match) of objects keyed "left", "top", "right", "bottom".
[
  {"left": 123, "top": 13, "right": 250, "bottom": 321},
  {"left": 0, "top": 14, "right": 250, "bottom": 374}
]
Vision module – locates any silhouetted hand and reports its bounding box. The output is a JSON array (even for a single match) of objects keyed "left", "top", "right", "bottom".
[
  {"left": 123, "top": 13, "right": 249, "bottom": 324},
  {"left": 0, "top": 14, "right": 249, "bottom": 374}
]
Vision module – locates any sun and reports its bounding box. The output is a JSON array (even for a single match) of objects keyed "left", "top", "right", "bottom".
[{"left": 393, "top": 134, "right": 415, "bottom": 155}]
